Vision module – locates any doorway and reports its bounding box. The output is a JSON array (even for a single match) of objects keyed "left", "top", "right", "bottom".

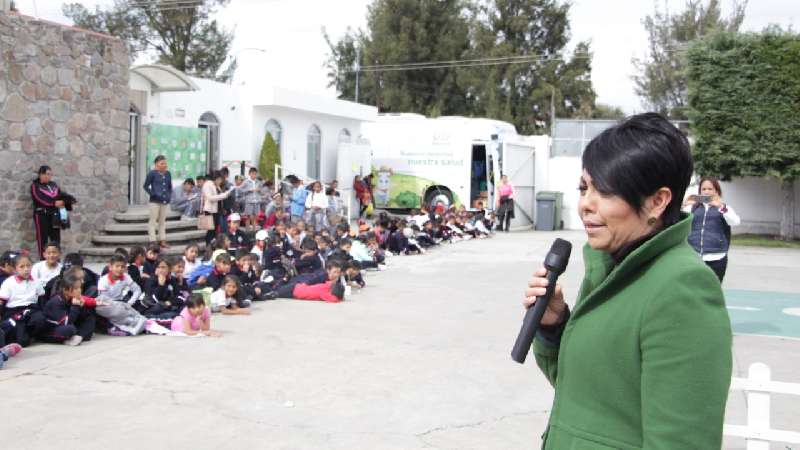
[
  {"left": 470, "top": 145, "right": 488, "bottom": 208},
  {"left": 128, "top": 106, "right": 141, "bottom": 204},
  {"left": 198, "top": 112, "right": 220, "bottom": 173}
]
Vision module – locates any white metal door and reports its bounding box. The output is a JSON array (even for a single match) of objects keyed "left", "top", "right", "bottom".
[{"left": 501, "top": 142, "right": 536, "bottom": 229}]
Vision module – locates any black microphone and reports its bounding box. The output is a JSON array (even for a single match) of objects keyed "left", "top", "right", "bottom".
[{"left": 511, "top": 238, "right": 572, "bottom": 364}]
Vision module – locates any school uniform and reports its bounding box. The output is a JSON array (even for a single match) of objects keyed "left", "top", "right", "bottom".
[
  {"left": 97, "top": 273, "right": 142, "bottom": 304},
  {"left": 39, "top": 294, "right": 97, "bottom": 343},
  {"left": 142, "top": 257, "right": 159, "bottom": 279},
  {"left": 261, "top": 246, "right": 286, "bottom": 281},
  {"left": 139, "top": 277, "right": 181, "bottom": 319},
  {"left": 225, "top": 229, "right": 251, "bottom": 256},
  {"left": 143, "top": 169, "right": 173, "bottom": 243},
  {"left": 0, "top": 275, "right": 46, "bottom": 346},
  {"left": 205, "top": 269, "right": 229, "bottom": 291},
  {"left": 127, "top": 263, "right": 145, "bottom": 289},
  {"left": 295, "top": 253, "right": 322, "bottom": 275},
  {"left": 31, "top": 261, "right": 62, "bottom": 289},
  {"left": 183, "top": 257, "right": 200, "bottom": 279},
  {"left": 230, "top": 265, "right": 271, "bottom": 301},
  {"left": 242, "top": 177, "right": 262, "bottom": 217}
]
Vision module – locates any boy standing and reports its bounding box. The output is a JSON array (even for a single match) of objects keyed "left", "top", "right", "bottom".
[
  {"left": 242, "top": 168, "right": 262, "bottom": 232},
  {"left": 143, "top": 155, "right": 172, "bottom": 248}
]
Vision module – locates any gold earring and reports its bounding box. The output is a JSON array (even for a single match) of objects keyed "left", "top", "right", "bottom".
[{"left": 648, "top": 217, "right": 657, "bottom": 226}]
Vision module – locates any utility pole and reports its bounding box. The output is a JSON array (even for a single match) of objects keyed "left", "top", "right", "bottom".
[{"left": 354, "top": 47, "right": 360, "bottom": 103}]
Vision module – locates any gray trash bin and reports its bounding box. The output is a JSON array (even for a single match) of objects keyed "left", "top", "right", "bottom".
[{"left": 535, "top": 191, "right": 563, "bottom": 231}]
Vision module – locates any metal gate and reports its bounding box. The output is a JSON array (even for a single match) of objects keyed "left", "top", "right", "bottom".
[{"left": 502, "top": 142, "right": 536, "bottom": 230}]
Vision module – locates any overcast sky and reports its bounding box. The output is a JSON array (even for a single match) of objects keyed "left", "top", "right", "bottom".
[{"left": 15, "top": 0, "right": 800, "bottom": 114}]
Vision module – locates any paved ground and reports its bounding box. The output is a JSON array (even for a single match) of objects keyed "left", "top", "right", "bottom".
[{"left": 1, "top": 231, "right": 798, "bottom": 450}]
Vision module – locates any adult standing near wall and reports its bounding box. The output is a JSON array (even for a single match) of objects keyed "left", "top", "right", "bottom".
[
  {"left": 496, "top": 175, "right": 514, "bottom": 232},
  {"left": 31, "top": 166, "right": 75, "bottom": 258},
  {"left": 143, "top": 155, "right": 172, "bottom": 249},
  {"left": 201, "top": 171, "right": 234, "bottom": 245},
  {"left": 684, "top": 176, "right": 740, "bottom": 282},
  {"left": 525, "top": 113, "right": 731, "bottom": 449}
]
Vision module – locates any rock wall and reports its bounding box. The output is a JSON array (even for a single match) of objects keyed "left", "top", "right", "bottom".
[{"left": 0, "top": 12, "right": 130, "bottom": 254}]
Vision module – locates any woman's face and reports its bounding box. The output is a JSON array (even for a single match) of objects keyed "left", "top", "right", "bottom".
[
  {"left": 578, "top": 170, "right": 652, "bottom": 254},
  {"left": 700, "top": 180, "right": 719, "bottom": 197},
  {"left": 501, "top": 175, "right": 508, "bottom": 185},
  {"left": 215, "top": 176, "right": 223, "bottom": 187}
]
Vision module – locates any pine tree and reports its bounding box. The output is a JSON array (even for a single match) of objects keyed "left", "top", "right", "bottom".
[{"left": 258, "top": 133, "right": 281, "bottom": 183}]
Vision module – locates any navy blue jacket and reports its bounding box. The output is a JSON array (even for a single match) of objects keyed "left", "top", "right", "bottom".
[
  {"left": 688, "top": 204, "right": 731, "bottom": 255},
  {"left": 143, "top": 170, "right": 172, "bottom": 204}
]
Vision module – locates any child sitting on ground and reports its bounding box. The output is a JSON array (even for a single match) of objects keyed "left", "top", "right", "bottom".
[
  {"left": 31, "top": 243, "right": 62, "bottom": 289},
  {"left": 182, "top": 244, "right": 201, "bottom": 280},
  {"left": 209, "top": 275, "right": 251, "bottom": 315},
  {"left": 142, "top": 243, "right": 161, "bottom": 279},
  {"left": 127, "top": 246, "right": 147, "bottom": 289},
  {"left": 201, "top": 252, "right": 234, "bottom": 291},
  {"left": 40, "top": 269, "right": 102, "bottom": 346},
  {"left": 225, "top": 213, "right": 250, "bottom": 257},
  {"left": 139, "top": 258, "right": 181, "bottom": 319},
  {"left": 97, "top": 254, "right": 143, "bottom": 304},
  {"left": 295, "top": 237, "right": 323, "bottom": 275},
  {"left": 169, "top": 257, "right": 191, "bottom": 303},
  {"left": 44, "top": 253, "right": 100, "bottom": 301},
  {"left": 0, "top": 254, "right": 45, "bottom": 347},
  {"left": 170, "top": 294, "right": 221, "bottom": 336},
  {"left": 0, "top": 251, "right": 18, "bottom": 286}
]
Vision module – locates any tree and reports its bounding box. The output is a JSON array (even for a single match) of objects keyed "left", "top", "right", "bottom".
[
  {"left": 325, "top": 0, "right": 472, "bottom": 116},
  {"left": 324, "top": 0, "right": 598, "bottom": 134},
  {"left": 258, "top": 132, "right": 281, "bottom": 183},
  {"left": 589, "top": 103, "right": 626, "bottom": 120},
  {"left": 62, "top": 0, "right": 235, "bottom": 82},
  {"left": 463, "top": 0, "right": 596, "bottom": 134},
  {"left": 632, "top": 0, "right": 746, "bottom": 119},
  {"left": 686, "top": 28, "right": 800, "bottom": 239}
]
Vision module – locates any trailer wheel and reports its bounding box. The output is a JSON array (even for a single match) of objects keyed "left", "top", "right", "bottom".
[{"left": 424, "top": 187, "right": 453, "bottom": 212}]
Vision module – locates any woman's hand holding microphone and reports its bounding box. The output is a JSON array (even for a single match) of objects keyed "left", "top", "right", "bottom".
[{"left": 524, "top": 267, "right": 568, "bottom": 326}]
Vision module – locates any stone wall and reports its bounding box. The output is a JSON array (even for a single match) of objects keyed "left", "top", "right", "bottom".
[{"left": 0, "top": 12, "right": 130, "bottom": 254}]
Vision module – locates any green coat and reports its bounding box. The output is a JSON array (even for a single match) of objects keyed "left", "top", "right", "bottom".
[{"left": 534, "top": 214, "right": 732, "bottom": 449}]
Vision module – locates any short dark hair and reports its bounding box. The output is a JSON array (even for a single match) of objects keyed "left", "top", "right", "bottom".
[
  {"left": 249, "top": 167, "right": 258, "bottom": 174},
  {"left": 214, "top": 253, "right": 232, "bottom": 264},
  {"left": 154, "top": 155, "right": 167, "bottom": 164},
  {"left": 63, "top": 253, "right": 84, "bottom": 270},
  {"left": 339, "top": 238, "right": 352, "bottom": 248},
  {"left": 186, "top": 293, "right": 206, "bottom": 309},
  {"left": 146, "top": 243, "right": 161, "bottom": 255},
  {"left": 183, "top": 178, "right": 195, "bottom": 186},
  {"left": 582, "top": 113, "right": 692, "bottom": 227},
  {"left": 110, "top": 254, "right": 127, "bottom": 266},
  {"left": 326, "top": 260, "right": 342, "bottom": 271}
]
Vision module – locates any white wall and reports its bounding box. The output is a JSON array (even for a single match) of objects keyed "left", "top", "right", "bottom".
[
  {"left": 251, "top": 106, "right": 363, "bottom": 183},
  {"left": 148, "top": 78, "right": 253, "bottom": 167},
  {"left": 715, "top": 177, "right": 800, "bottom": 236}
]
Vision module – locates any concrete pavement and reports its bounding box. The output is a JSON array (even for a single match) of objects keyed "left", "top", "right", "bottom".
[{"left": 1, "top": 231, "right": 798, "bottom": 449}]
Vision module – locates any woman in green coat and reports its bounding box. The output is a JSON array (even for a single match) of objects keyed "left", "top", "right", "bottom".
[{"left": 525, "top": 113, "right": 732, "bottom": 449}]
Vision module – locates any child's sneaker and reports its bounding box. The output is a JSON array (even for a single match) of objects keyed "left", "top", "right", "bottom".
[
  {"left": 378, "top": 264, "right": 387, "bottom": 271},
  {"left": 64, "top": 335, "right": 83, "bottom": 346}
]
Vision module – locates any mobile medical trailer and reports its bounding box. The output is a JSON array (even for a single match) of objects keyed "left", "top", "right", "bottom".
[{"left": 356, "top": 114, "right": 546, "bottom": 229}]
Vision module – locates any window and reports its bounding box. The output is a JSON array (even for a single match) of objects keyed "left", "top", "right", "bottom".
[
  {"left": 265, "top": 119, "right": 282, "bottom": 149},
  {"left": 338, "top": 128, "right": 351, "bottom": 143},
  {"left": 198, "top": 112, "right": 220, "bottom": 172},
  {"left": 307, "top": 125, "right": 321, "bottom": 180}
]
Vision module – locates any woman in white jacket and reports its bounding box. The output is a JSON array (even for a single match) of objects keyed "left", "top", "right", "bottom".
[
  {"left": 305, "top": 181, "right": 329, "bottom": 232},
  {"left": 202, "top": 171, "right": 234, "bottom": 244}
]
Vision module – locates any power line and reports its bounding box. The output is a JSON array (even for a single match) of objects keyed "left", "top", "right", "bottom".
[{"left": 346, "top": 45, "right": 691, "bottom": 73}]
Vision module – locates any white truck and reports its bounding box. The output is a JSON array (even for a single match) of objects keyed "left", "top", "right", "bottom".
[{"left": 349, "top": 114, "right": 546, "bottom": 228}]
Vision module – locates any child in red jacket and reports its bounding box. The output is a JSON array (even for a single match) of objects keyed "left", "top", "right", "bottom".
[{"left": 39, "top": 268, "right": 106, "bottom": 346}]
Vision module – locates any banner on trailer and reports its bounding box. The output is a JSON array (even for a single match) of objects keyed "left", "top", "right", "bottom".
[{"left": 147, "top": 124, "right": 208, "bottom": 181}]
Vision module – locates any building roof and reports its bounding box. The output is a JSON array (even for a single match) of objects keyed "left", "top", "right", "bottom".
[{"left": 131, "top": 64, "right": 199, "bottom": 93}]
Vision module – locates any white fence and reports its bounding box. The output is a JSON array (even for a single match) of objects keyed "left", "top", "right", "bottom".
[{"left": 725, "top": 363, "right": 800, "bottom": 449}]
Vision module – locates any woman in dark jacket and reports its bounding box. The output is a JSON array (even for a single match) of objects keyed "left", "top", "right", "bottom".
[
  {"left": 31, "top": 166, "right": 75, "bottom": 258},
  {"left": 524, "top": 113, "right": 731, "bottom": 449},
  {"left": 684, "top": 176, "right": 740, "bottom": 282}
]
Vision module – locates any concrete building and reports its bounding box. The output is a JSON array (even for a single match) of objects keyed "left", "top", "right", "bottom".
[{"left": 128, "top": 66, "right": 377, "bottom": 204}]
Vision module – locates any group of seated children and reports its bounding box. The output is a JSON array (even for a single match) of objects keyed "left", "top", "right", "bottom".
[{"left": 0, "top": 197, "right": 495, "bottom": 370}]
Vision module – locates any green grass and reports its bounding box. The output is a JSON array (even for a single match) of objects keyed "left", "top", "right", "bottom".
[{"left": 731, "top": 234, "right": 800, "bottom": 249}]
